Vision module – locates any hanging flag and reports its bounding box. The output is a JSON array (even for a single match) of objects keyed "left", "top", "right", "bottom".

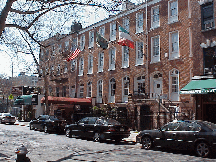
[
  {"left": 96, "top": 32, "right": 108, "bottom": 50},
  {"left": 117, "top": 26, "right": 134, "bottom": 49},
  {"left": 66, "top": 48, "right": 81, "bottom": 62}
]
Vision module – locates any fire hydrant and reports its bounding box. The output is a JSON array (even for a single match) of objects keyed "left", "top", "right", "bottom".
[{"left": 15, "top": 144, "right": 30, "bottom": 162}]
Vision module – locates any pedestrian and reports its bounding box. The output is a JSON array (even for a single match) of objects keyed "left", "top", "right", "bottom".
[{"left": 175, "top": 104, "right": 180, "bottom": 119}]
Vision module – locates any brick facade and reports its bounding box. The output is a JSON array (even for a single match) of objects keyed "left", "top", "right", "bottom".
[{"left": 39, "top": 0, "right": 216, "bottom": 129}]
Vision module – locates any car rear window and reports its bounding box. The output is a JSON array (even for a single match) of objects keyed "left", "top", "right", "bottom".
[{"left": 3, "top": 114, "right": 12, "bottom": 117}]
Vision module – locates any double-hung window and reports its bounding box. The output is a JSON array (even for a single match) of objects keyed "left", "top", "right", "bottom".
[
  {"left": 136, "top": 12, "right": 143, "bottom": 33},
  {"left": 80, "top": 35, "right": 85, "bottom": 51},
  {"left": 79, "top": 57, "right": 84, "bottom": 76},
  {"left": 71, "top": 37, "right": 77, "bottom": 52},
  {"left": 57, "top": 64, "right": 60, "bottom": 75},
  {"left": 88, "top": 55, "right": 93, "bottom": 74},
  {"left": 169, "top": 31, "right": 179, "bottom": 59},
  {"left": 70, "top": 85, "right": 76, "bottom": 98},
  {"left": 89, "top": 31, "right": 94, "bottom": 48},
  {"left": 87, "top": 82, "right": 92, "bottom": 97},
  {"left": 123, "top": 76, "right": 130, "bottom": 103},
  {"left": 109, "top": 48, "right": 116, "bottom": 70},
  {"left": 65, "top": 40, "right": 69, "bottom": 51},
  {"left": 99, "top": 26, "right": 105, "bottom": 36},
  {"left": 201, "top": 2, "right": 214, "bottom": 30},
  {"left": 122, "top": 46, "right": 129, "bottom": 68},
  {"left": 98, "top": 52, "right": 104, "bottom": 72},
  {"left": 97, "top": 80, "right": 103, "bottom": 103},
  {"left": 123, "top": 18, "right": 130, "bottom": 32},
  {"left": 136, "top": 41, "right": 144, "bottom": 65},
  {"left": 151, "top": 5, "right": 160, "bottom": 28},
  {"left": 169, "top": 0, "right": 178, "bottom": 23},
  {"left": 71, "top": 59, "right": 76, "bottom": 72},
  {"left": 170, "top": 69, "right": 179, "bottom": 101},
  {"left": 79, "top": 84, "right": 84, "bottom": 98},
  {"left": 110, "top": 22, "right": 116, "bottom": 41},
  {"left": 151, "top": 36, "right": 160, "bottom": 63}
]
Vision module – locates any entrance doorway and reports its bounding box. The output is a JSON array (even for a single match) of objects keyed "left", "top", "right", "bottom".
[{"left": 203, "top": 104, "right": 216, "bottom": 124}]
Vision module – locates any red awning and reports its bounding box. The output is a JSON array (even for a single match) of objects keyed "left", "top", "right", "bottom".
[{"left": 41, "top": 96, "right": 92, "bottom": 105}]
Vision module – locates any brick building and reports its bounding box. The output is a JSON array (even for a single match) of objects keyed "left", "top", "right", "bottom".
[{"left": 39, "top": 0, "right": 216, "bottom": 130}]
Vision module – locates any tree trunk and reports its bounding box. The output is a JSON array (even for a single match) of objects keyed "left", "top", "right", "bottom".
[{"left": 0, "top": 0, "right": 16, "bottom": 37}]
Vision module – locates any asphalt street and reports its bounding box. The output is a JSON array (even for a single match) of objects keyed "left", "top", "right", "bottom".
[{"left": 0, "top": 121, "right": 216, "bottom": 162}]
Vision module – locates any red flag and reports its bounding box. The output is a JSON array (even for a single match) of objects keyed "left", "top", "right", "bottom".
[{"left": 66, "top": 48, "right": 81, "bottom": 62}]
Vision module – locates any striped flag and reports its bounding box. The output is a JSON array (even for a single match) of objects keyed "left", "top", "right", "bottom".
[
  {"left": 117, "top": 25, "right": 134, "bottom": 49},
  {"left": 66, "top": 48, "right": 81, "bottom": 62}
]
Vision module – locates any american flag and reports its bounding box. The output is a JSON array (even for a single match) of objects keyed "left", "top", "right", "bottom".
[{"left": 66, "top": 48, "right": 81, "bottom": 62}]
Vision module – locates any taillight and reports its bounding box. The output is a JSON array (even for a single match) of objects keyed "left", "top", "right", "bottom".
[{"left": 107, "top": 127, "right": 116, "bottom": 132}]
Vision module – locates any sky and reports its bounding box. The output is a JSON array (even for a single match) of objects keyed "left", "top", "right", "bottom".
[{"left": 0, "top": 0, "right": 144, "bottom": 78}]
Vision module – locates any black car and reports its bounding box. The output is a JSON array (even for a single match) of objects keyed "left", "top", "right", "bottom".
[
  {"left": 29, "top": 115, "right": 66, "bottom": 133},
  {"left": 136, "top": 120, "right": 216, "bottom": 158},
  {"left": 65, "top": 117, "right": 130, "bottom": 142}
]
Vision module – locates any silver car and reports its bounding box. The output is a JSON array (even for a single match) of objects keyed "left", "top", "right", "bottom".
[{"left": 0, "top": 113, "right": 16, "bottom": 124}]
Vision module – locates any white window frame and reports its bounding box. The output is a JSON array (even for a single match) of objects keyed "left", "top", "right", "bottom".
[
  {"left": 169, "top": 31, "right": 179, "bottom": 60},
  {"left": 109, "top": 78, "right": 116, "bottom": 103},
  {"left": 110, "top": 22, "right": 116, "bottom": 41},
  {"left": 168, "top": 0, "right": 178, "bottom": 24},
  {"left": 136, "top": 41, "right": 144, "bottom": 65},
  {"left": 136, "top": 12, "right": 143, "bottom": 33},
  {"left": 88, "top": 55, "right": 93, "bottom": 74},
  {"left": 98, "top": 52, "right": 104, "bottom": 73},
  {"left": 71, "top": 37, "right": 78, "bottom": 52},
  {"left": 169, "top": 69, "right": 179, "bottom": 101},
  {"left": 109, "top": 48, "right": 116, "bottom": 71},
  {"left": 89, "top": 31, "right": 94, "bottom": 48},
  {"left": 80, "top": 34, "right": 85, "bottom": 51},
  {"left": 97, "top": 80, "right": 103, "bottom": 103},
  {"left": 79, "top": 57, "right": 84, "bottom": 76},
  {"left": 99, "top": 26, "right": 105, "bottom": 36},
  {"left": 122, "top": 76, "right": 130, "bottom": 103},
  {"left": 122, "top": 46, "right": 129, "bottom": 68},
  {"left": 70, "top": 85, "right": 76, "bottom": 98},
  {"left": 151, "top": 5, "right": 160, "bottom": 29},
  {"left": 87, "top": 81, "right": 92, "bottom": 97},
  {"left": 123, "top": 18, "right": 130, "bottom": 32},
  {"left": 79, "top": 84, "right": 84, "bottom": 98},
  {"left": 151, "top": 35, "right": 160, "bottom": 63}
]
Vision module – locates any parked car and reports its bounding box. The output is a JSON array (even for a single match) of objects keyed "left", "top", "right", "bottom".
[
  {"left": 65, "top": 117, "right": 130, "bottom": 142},
  {"left": 0, "top": 113, "right": 16, "bottom": 124},
  {"left": 29, "top": 115, "right": 66, "bottom": 133},
  {"left": 136, "top": 120, "right": 216, "bottom": 158}
]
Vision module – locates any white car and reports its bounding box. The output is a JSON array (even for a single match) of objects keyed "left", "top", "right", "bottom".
[{"left": 0, "top": 113, "right": 16, "bottom": 124}]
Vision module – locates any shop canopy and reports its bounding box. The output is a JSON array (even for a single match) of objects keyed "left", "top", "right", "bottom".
[
  {"left": 180, "top": 79, "right": 216, "bottom": 94},
  {"left": 41, "top": 96, "right": 92, "bottom": 105}
]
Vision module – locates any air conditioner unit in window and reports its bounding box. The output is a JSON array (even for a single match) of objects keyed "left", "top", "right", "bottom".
[{"left": 205, "top": 21, "right": 214, "bottom": 30}]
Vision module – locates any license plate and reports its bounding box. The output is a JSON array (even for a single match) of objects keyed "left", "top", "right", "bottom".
[{"left": 120, "top": 128, "right": 124, "bottom": 131}]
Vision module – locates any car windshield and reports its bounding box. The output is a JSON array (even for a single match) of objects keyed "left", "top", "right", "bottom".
[
  {"left": 201, "top": 121, "right": 216, "bottom": 130},
  {"left": 3, "top": 113, "right": 12, "bottom": 117}
]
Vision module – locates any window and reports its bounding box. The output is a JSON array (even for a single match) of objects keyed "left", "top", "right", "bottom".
[
  {"left": 109, "top": 78, "right": 116, "bottom": 103},
  {"left": 80, "top": 35, "right": 85, "bottom": 51},
  {"left": 57, "top": 64, "right": 60, "bottom": 75},
  {"left": 71, "top": 37, "right": 77, "bottom": 52},
  {"left": 65, "top": 40, "right": 69, "bottom": 51},
  {"left": 58, "top": 44, "right": 62, "bottom": 53},
  {"left": 123, "top": 18, "right": 130, "bottom": 32},
  {"left": 70, "top": 85, "right": 76, "bottom": 98},
  {"left": 135, "top": 76, "right": 145, "bottom": 94},
  {"left": 79, "top": 84, "right": 84, "bottom": 98},
  {"left": 99, "top": 26, "right": 105, "bottom": 36},
  {"left": 50, "top": 66, "right": 54, "bottom": 76},
  {"left": 62, "top": 86, "right": 66, "bottom": 97},
  {"left": 110, "top": 22, "right": 116, "bottom": 41},
  {"left": 109, "top": 48, "right": 116, "bottom": 70},
  {"left": 169, "top": 0, "right": 178, "bottom": 23},
  {"left": 79, "top": 57, "right": 84, "bottom": 76},
  {"left": 98, "top": 52, "right": 104, "bottom": 72},
  {"left": 136, "top": 12, "right": 143, "bottom": 33},
  {"left": 170, "top": 69, "right": 179, "bottom": 101},
  {"left": 122, "top": 46, "right": 129, "bottom": 68},
  {"left": 88, "top": 55, "right": 93, "bottom": 74},
  {"left": 151, "top": 36, "right": 160, "bottom": 63},
  {"left": 87, "top": 81, "right": 92, "bottom": 97},
  {"left": 97, "top": 80, "right": 103, "bottom": 103},
  {"left": 71, "top": 59, "right": 76, "bottom": 72},
  {"left": 169, "top": 31, "right": 179, "bottom": 59},
  {"left": 64, "top": 62, "right": 68, "bottom": 73},
  {"left": 123, "top": 76, "right": 130, "bottom": 102},
  {"left": 201, "top": 2, "right": 214, "bottom": 30},
  {"left": 89, "top": 31, "right": 94, "bottom": 48},
  {"left": 56, "top": 87, "right": 59, "bottom": 97},
  {"left": 136, "top": 41, "right": 144, "bottom": 65},
  {"left": 151, "top": 5, "right": 160, "bottom": 28}
]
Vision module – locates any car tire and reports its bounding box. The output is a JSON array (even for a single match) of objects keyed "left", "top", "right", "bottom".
[
  {"left": 30, "top": 124, "right": 34, "bottom": 130},
  {"left": 142, "top": 136, "right": 153, "bottom": 150},
  {"left": 65, "top": 129, "right": 72, "bottom": 138},
  {"left": 44, "top": 126, "right": 49, "bottom": 133},
  {"left": 195, "top": 141, "right": 210, "bottom": 158},
  {"left": 93, "top": 133, "right": 101, "bottom": 142}
]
